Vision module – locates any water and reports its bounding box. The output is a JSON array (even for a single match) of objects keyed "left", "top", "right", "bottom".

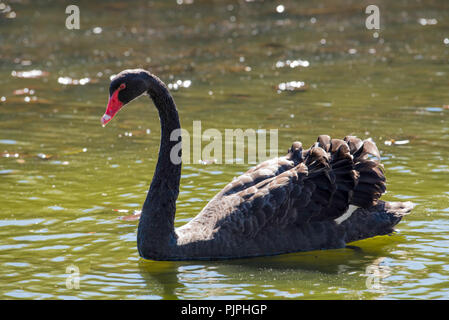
[{"left": 0, "top": 0, "right": 448, "bottom": 299}]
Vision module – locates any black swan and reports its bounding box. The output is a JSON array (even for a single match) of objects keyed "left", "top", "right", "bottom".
[{"left": 101, "top": 69, "right": 414, "bottom": 261}]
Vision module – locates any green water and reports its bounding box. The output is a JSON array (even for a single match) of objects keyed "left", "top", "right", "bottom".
[{"left": 1, "top": 0, "right": 448, "bottom": 299}]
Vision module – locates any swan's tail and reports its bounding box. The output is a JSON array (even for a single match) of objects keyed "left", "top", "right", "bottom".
[
  {"left": 341, "top": 200, "right": 415, "bottom": 243},
  {"left": 305, "top": 135, "right": 387, "bottom": 222}
]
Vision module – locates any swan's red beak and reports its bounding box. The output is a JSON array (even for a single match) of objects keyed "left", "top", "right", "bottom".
[{"left": 101, "top": 88, "right": 123, "bottom": 126}]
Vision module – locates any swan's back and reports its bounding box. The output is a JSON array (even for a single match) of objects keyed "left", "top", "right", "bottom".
[{"left": 172, "top": 135, "right": 410, "bottom": 259}]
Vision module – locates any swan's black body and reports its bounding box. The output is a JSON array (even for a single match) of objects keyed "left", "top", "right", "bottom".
[{"left": 102, "top": 69, "right": 414, "bottom": 261}]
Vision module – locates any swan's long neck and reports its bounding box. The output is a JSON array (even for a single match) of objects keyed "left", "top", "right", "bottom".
[{"left": 137, "top": 74, "right": 181, "bottom": 258}]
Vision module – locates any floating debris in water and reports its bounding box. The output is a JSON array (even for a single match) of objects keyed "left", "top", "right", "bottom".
[
  {"left": 12, "top": 88, "right": 38, "bottom": 103},
  {"left": 58, "top": 77, "right": 92, "bottom": 85},
  {"left": 115, "top": 209, "right": 142, "bottom": 221},
  {"left": 276, "top": 81, "right": 307, "bottom": 93},
  {"left": 444, "top": 38, "right": 449, "bottom": 45},
  {"left": 92, "top": 27, "right": 102, "bottom": 34},
  {"left": 11, "top": 70, "right": 49, "bottom": 78},
  {"left": 36, "top": 153, "right": 53, "bottom": 160},
  {"left": 275, "top": 59, "right": 309, "bottom": 69},
  {"left": 120, "top": 214, "right": 141, "bottom": 221},
  {"left": 418, "top": 18, "right": 437, "bottom": 26},
  {"left": 167, "top": 79, "right": 192, "bottom": 90},
  {"left": 13, "top": 88, "right": 35, "bottom": 96},
  {"left": 0, "top": 96, "right": 5, "bottom": 102},
  {"left": 348, "top": 48, "right": 357, "bottom": 54},
  {"left": 384, "top": 139, "right": 410, "bottom": 146}
]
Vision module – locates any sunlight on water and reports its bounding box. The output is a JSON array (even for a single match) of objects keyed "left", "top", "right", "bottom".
[{"left": 0, "top": 0, "right": 448, "bottom": 299}]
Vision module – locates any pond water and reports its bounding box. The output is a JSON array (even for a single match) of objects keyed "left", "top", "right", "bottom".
[{"left": 0, "top": 0, "right": 448, "bottom": 299}]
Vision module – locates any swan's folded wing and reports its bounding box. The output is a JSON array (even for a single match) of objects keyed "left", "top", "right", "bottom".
[
  {"left": 214, "top": 162, "right": 309, "bottom": 238},
  {"left": 216, "top": 141, "right": 305, "bottom": 199},
  {"left": 213, "top": 143, "right": 336, "bottom": 239},
  {"left": 188, "top": 137, "right": 386, "bottom": 241}
]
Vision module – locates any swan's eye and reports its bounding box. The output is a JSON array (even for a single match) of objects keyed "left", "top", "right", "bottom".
[{"left": 119, "top": 83, "right": 126, "bottom": 90}]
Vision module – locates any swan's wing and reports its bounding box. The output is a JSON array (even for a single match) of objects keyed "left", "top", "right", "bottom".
[
  {"left": 210, "top": 143, "right": 333, "bottom": 238},
  {"left": 216, "top": 141, "right": 304, "bottom": 198},
  {"left": 187, "top": 137, "right": 386, "bottom": 240}
]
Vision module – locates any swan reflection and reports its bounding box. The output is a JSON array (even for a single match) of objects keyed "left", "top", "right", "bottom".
[{"left": 137, "top": 240, "right": 399, "bottom": 299}]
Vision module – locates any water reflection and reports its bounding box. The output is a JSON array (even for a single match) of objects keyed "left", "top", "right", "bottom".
[
  {"left": 1, "top": 0, "right": 449, "bottom": 299},
  {"left": 138, "top": 241, "right": 400, "bottom": 299}
]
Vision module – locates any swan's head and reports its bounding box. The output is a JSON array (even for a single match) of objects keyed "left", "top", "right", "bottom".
[{"left": 101, "top": 69, "right": 149, "bottom": 126}]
